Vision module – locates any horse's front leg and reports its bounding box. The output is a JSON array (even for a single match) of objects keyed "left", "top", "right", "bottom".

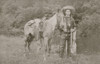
[
  {"left": 43, "top": 37, "right": 49, "bottom": 60},
  {"left": 37, "top": 37, "right": 44, "bottom": 52},
  {"left": 47, "top": 38, "right": 52, "bottom": 56},
  {"left": 39, "top": 32, "right": 44, "bottom": 51}
]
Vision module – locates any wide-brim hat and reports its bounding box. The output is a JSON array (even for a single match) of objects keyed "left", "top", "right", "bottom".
[{"left": 61, "top": 6, "right": 75, "bottom": 13}]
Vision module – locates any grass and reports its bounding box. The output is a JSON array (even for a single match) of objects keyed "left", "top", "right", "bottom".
[{"left": 0, "top": 35, "right": 100, "bottom": 64}]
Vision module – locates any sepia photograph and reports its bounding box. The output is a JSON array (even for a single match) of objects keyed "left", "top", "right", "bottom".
[{"left": 0, "top": 0, "right": 100, "bottom": 64}]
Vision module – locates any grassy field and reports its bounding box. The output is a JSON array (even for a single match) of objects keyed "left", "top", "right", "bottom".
[{"left": 0, "top": 35, "right": 100, "bottom": 64}]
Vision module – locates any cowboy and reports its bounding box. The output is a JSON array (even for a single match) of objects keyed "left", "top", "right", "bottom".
[{"left": 59, "top": 6, "right": 77, "bottom": 57}]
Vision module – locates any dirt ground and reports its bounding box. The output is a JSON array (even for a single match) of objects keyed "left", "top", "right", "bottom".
[{"left": 0, "top": 35, "right": 100, "bottom": 64}]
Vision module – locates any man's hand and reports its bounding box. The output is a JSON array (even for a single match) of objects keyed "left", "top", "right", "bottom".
[{"left": 71, "top": 28, "right": 76, "bottom": 33}]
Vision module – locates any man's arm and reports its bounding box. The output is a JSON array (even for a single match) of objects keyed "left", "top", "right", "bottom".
[
  {"left": 71, "top": 27, "right": 76, "bottom": 33},
  {"left": 71, "top": 17, "right": 77, "bottom": 33}
]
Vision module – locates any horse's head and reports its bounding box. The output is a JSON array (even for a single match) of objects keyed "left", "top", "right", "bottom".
[{"left": 39, "top": 16, "right": 47, "bottom": 32}]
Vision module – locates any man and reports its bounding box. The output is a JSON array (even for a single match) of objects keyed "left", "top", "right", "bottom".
[{"left": 60, "top": 6, "right": 77, "bottom": 57}]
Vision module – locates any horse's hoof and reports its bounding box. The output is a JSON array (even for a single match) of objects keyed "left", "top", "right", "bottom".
[
  {"left": 43, "top": 55, "right": 47, "bottom": 61},
  {"left": 44, "top": 58, "right": 46, "bottom": 61}
]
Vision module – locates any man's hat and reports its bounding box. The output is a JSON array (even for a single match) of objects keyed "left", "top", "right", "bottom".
[{"left": 61, "top": 6, "right": 75, "bottom": 13}]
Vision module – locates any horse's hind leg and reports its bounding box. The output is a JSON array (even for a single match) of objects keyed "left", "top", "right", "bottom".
[
  {"left": 24, "top": 39, "right": 31, "bottom": 53},
  {"left": 25, "top": 34, "right": 33, "bottom": 52},
  {"left": 27, "top": 33, "right": 34, "bottom": 51},
  {"left": 28, "top": 41, "right": 31, "bottom": 51},
  {"left": 24, "top": 41, "right": 32, "bottom": 57},
  {"left": 24, "top": 37, "right": 28, "bottom": 52},
  {"left": 24, "top": 37, "right": 29, "bottom": 57}
]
